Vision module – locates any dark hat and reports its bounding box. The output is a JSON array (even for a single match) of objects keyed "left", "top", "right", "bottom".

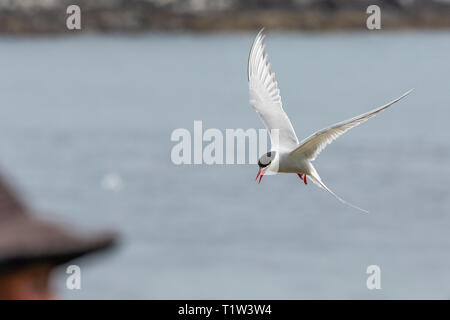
[{"left": 0, "top": 172, "right": 117, "bottom": 273}]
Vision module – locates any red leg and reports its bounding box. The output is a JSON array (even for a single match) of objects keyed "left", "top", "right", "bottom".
[
  {"left": 297, "top": 173, "right": 303, "bottom": 180},
  {"left": 303, "top": 175, "right": 307, "bottom": 185}
]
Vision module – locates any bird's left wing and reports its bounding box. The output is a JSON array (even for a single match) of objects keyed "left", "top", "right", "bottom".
[
  {"left": 248, "top": 29, "right": 299, "bottom": 151},
  {"left": 290, "top": 89, "right": 414, "bottom": 161}
]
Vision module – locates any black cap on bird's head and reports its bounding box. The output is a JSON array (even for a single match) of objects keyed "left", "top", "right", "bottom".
[{"left": 256, "top": 151, "right": 276, "bottom": 184}]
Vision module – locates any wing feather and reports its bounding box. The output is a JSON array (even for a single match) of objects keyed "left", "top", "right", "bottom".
[
  {"left": 248, "top": 29, "right": 299, "bottom": 150},
  {"left": 291, "top": 89, "right": 414, "bottom": 161}
]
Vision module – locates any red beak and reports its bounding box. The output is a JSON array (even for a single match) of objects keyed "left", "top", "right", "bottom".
[{"left": 255, "top": 168, "right": 267, "bottom": 184}]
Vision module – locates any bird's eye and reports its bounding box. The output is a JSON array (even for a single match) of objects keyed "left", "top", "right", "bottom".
[{"left": 266, "top": 151, "right": 275, "bottom": 160}]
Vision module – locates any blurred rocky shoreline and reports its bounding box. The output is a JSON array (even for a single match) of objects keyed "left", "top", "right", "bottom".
[{"left": 1, "top": 0, "right": 450, "bottom": 34}]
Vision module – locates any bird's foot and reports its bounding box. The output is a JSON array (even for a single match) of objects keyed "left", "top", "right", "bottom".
[{"left": 297, "top": 173, "right": 307, "bottom": 185}]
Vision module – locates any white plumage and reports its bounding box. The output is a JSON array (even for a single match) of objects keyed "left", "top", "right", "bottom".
[
  {"left": 248, "top": 29, "right": 299, "bottom": 151},
  {"left": 248, "top": 29, "right": 413, "bottom": 213}
]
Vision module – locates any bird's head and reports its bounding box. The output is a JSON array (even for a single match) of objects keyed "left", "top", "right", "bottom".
[{"left": 255, "top": 151, "right": 277, "bottom": 183}]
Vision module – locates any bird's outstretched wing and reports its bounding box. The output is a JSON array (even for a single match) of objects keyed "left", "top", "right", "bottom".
[
  {"left": 248, "top": 29, "right": 299, "bottom": 151},
  {"left": 290, "top": 89, "right": 414, "bottom": 161}
]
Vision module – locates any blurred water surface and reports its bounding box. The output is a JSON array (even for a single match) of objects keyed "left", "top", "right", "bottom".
[{"left": 0, "top": 31, "right": 449, "bottom": 299}]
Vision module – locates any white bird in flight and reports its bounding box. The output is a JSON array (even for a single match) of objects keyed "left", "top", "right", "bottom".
[{"left": 248, "top": 29, "right": 413, "bottom": 213}]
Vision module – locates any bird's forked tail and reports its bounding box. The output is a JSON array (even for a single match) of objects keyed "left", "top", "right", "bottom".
[{"left": 308, "top": 165, "right": 369, "bottom": 214}]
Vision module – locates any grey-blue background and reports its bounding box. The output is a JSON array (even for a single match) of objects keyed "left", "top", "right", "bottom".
[{"left": 0, "top": 31, "right": 449, "bottom": 299}]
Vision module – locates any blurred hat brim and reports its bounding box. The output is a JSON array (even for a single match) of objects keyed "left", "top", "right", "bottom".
[
  {"left": 0, "top": 215, "right": 117, "bottom": 273},
  {"left": 0, "top": 172, "right": 118, "bottom": 273}
]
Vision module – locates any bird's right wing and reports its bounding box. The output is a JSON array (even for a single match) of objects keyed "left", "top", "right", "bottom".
[
  {"left": 248, "top": 29, "right": 299, "bottom": 151},
  {"left": 290, "top": 89, "right": 414, "bottom": 161}
]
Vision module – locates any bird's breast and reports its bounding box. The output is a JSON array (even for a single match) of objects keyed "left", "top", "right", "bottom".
[{"left": 271, "top": 152, "right": 311, "bottom": 174}]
